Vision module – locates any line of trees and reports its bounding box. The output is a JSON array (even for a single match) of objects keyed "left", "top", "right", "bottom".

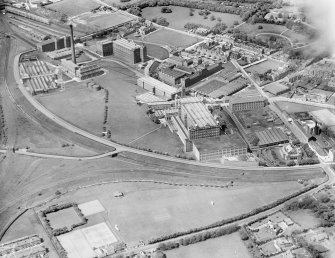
[{"left": 157, "top": 224, "right": 240, "bottom": 251}]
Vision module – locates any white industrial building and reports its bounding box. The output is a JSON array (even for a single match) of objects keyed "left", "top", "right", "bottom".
[{"left": 137, "top": 76, "right": 179, "bottom": 99}]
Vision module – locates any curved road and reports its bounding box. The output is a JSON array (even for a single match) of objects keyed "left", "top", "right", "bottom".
[{"left": 255, "top": 32, "right": 294, "bottom": 47}]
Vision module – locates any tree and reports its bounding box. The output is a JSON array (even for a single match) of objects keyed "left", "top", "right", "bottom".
[
  {"left": 161, "top": 6, "right": 172, "bottom": 13},
  {"left": 233, "top": 20, "right": 239, "bottom": 26},
  {"left": 211, "top": 22, "right": 227, "bottom": 34},
  {"left": 210, "top": 15, "right": 215, "bottom": 21},
  {"left": 153, "top": 17, "right": 169, "bottom": 27},
  {"left": 152, "top": 251, "right": 167, "bottom": 258}
]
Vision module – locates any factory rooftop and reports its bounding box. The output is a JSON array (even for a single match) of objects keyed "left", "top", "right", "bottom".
[
  {"left": 255, "top": 127, "right": 288, "bottom": 147},
  {"left": 180, "top": 97, "right": 217, "bottom": 128},
  {"left": 113, "top": 38, "right": 142, "bottom": 50},
  {"left": 230, "top": 95, "right": 265, "bottom": 104},
  {"left": 310, "top": 109, "right": 335, "bottom": 127},
  {"left": 193, "top": 133, "right": 246, "bottom": 152}
]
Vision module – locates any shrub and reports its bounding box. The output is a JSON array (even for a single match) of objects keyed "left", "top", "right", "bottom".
[{"left": 239, "top": 228, "right": 249, "bottom": 240}]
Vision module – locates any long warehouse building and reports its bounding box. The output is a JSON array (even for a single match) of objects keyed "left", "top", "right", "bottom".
[
  {"left": 137, "top": 76, "right": 179, "bottom": 99},
  {"left": 5, "top": 6, "right": 50, "bottom": 24}
]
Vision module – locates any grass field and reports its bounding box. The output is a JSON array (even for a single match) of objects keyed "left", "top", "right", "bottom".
[
  {"left": 47, "top": 0, "right": 101, "bottom": 17},
  {"left": 42, "top": 181, "right": 305, "bottom": 244},
  {"left": 141, "top": 6, "right": 242, "bottom": 31},
  {"left": 73, "top": 11, "right": 134, "bottom": 29},
  {"left": 128, "top": 39, "right": 170, "bottom": 60},
  {"left": 166, "top": 232, "right": 251, "bottom": 258},
  {"left": 94, "top": 60, "right": 184, "bottom": 154},
  {"left": 37, "top": 85, "right": 106, "bottom": 136},
  {"left": 46, "top": 207, "right": 82, "bottom": 230},
  {"left": 237, "top": 23, "right": 309, "bottom": 45},
  {"left": 144, "top": 43, "right": 169, "bottom": 60},
  {"left": 286, "top": 210, "right": 320, "bottom": 229},
  {"left": 143, "top": 28, "right": 201, "bottom": 48},
  {"left": 246, "top": 59, "right": 283, "bottom": 74},
  {"left": 238, "top": 23, "right": 288, "bottom": 36}
]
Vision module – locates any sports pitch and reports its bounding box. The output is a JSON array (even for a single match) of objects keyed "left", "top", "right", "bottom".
[
  {"left": 57, "top": 222, "right": 118, "bottom": 258},
  {"left": 47, "top": 207, "right": 82, "bottom": 230},
  {"left": 73, "top": 11, "right": 135, "bottom": 30},
  {"left": 50, "top": 181, "right": 305, "bottom": 244}
]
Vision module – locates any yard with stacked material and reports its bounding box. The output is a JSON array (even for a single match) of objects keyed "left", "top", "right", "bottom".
[
  {"left": 143, "top": 28, "right": 201, "bottom": 48},
  {"left": 141, "top": 6, "right": 242, "bottom": 31},
  {"left": 13, "top": 181, "right": 309, "bottom": 245},
  {"left": 166, "top": 232, "right": 251, "bottom": 258}
]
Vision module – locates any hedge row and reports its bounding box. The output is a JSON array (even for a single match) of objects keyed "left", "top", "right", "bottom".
[
  {"left": 148, "top": 184, "right": 317, "bottom": 244},
  {"left": 39, "top": 203, "right": 88, "bottom": 237},
  {"left": 157, "top": 224, "right": 240, "bottom": 251}
]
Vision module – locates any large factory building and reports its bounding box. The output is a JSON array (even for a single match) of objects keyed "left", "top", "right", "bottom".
[
  {"left": 137, "top": 76, "right": 179, "bottom": 99},
  {"left": 113, "top": 38, "right": 147, "bottom": 64}
]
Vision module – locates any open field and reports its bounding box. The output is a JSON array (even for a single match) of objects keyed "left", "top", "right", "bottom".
[
  {"left": 73, "top": 11, "right": 135, "bottom": 29},
  {"left": 129, "top": 126, "right": 184, "bottom": 156},
  {"left": 246, "top": 59, "right": 283, "bottom": 74},
  {"left": 238, "top": 23, "right": 288, "bottom": 35},
  {"left": 237, "top": 23, "right": 309, "bottom": 44},
  {"left": 94, "top": 60, "right": 184, "bottom": 154},
  {"left": 47, "top": 207, "right": 82, "bottom": 230},
  {"left": 0, "top": 148, "right": 326, "bottom": 243},
  {"left": 141, "top": 6, "right": 242, "bottom": 31},
  {"left": 41, "top": 181, "right": 306, "bottom": 244},
  {"left": 143, "top": 28, "right": 201, "bottom": 48},
  {"left": 275, "top": 101, "right": 324, "bottom": 114},
  {"left": 37, "top": 85, "right": 106, "bottom": 137},
  {"left": 286, "top": 210, "right": 320, "bottom": 229},
  {"left": 144, "top": 43, "right": 169, "bottom": 60},
  {"left": 128, "top": 39, "right": 170, "bottom": 60},
  {"left": 47, "top": 0, "right": 101, "bottom": 17},
  {"left": 166, "top": 232, "right": 251, "bottom": 258},
  {"left": 101, "top": 0, "right": 138, "bottom": 5}
]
